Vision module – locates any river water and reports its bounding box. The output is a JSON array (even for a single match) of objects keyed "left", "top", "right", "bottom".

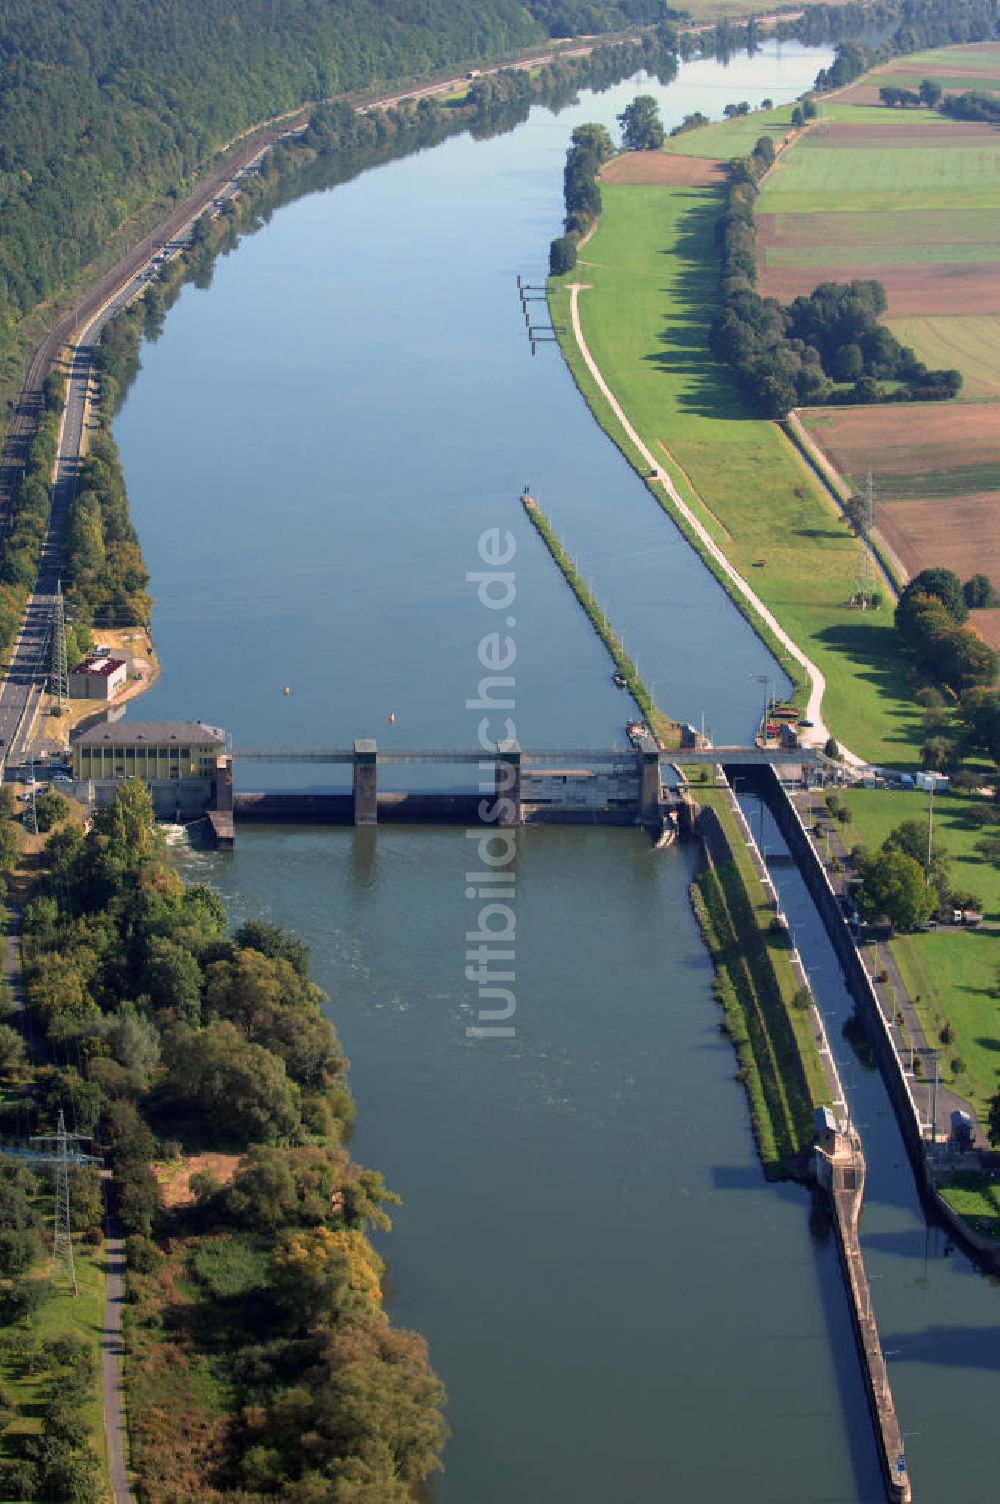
[{"left": 112, "top": 37, "right": 998, "bottom": 1503}]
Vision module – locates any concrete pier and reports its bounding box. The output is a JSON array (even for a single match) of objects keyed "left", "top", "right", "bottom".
[
  {"left": 816, "top": 1130, "right": 912, "bottom": 1504},
  {"left": 495, "top": 740, "right": 521, "bottom": 827},
  {"left": 353, "top": 738, "right": 378, "bottom": 826}
]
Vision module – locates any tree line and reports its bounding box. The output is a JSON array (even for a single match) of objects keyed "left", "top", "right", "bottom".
[{"left": 8, "top": 778, "right": 447, "bottom": 1502}]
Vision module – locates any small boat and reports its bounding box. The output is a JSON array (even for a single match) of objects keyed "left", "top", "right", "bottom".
[
  {"left": 612, "top": 671, "right": 627, "bottom": 689},
  {"left": 388, "top": 710, "right": 396, "bottom": 724},
  {"left": 283, "top": 685, "right": 290, "bottom": 696}
]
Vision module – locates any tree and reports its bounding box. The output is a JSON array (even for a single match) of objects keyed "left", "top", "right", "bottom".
[
  {"left": 856, "top": 848, "right": 935, "bottom": 932},
  {"left": 549, "top": 236, "right": 576, "bottom": 277},
  {"left": 896, "top": 567, "right": 968, "bottom": 631},
  {"left": 570, "top": 122, "right": 614, "bottom": 163},
  {"left": 988, "top": 1089, "right": 1000, "bottom": 1148},
  {"left": 753, "top": 134, "right": 775, "bottom": 169},
  {"left": 617, "top": 95, "right": 664, "bottom": 151},
  {"left": 32, "top": 787, "right": 69, "bottom": 834},
  {"left": 919, "top": 78, "right": 943, "bottom": 109},
  {"left": 964, "top": 573, "right": 998, "bottom": 609}
]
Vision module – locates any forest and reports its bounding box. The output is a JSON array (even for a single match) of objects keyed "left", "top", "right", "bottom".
[
  {"left": 0, "top": 0, "right": 669, "bottom": 358},
  {"left": 0, "top": 779, "right": 447, "bottom": 1502}
]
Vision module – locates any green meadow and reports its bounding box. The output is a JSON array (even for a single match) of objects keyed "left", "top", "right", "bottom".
[
  {"left": 551, "top": 181, "right": 921, "bottom": 765},
  {"left": 665, "top": 104, "right": 797, "bottom": 159},
  {"left": 841, "top": 787, "right": 1000, "bottom": 1120}
]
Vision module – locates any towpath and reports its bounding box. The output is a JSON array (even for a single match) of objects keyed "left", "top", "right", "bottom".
[{"left": 567, "top": 281, "right": 852, "bottom": 755}]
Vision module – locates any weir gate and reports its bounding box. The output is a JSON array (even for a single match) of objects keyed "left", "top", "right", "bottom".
[{"left": 204, "top": 738, "right": 826, "bottom": 847}]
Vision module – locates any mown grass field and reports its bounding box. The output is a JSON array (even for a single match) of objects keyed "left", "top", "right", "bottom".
[
  {"left": 665, "top": 104, "right": 797, "bottom": 159},
  {"left": 886, "top": 315, "right": 1000, "bottom": 400},
  {"left": 551, "top": 180, "right": 921, "bottom": 765},
  {"left": 840, "top": 787, "right": 1000, "bottom": 1121}
]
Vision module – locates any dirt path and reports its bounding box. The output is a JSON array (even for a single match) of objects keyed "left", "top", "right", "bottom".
[{"left": 566, "top": 281, "right": 856, "bottom": 758}]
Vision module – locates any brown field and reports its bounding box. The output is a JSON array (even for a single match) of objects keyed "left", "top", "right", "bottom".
[
  {"left": 878, "top": 493, "right": 1000, "bottom": 644},
  {"left": 803, "top": 403, "right": 1000, "bottom": 479},
  {"left": 804, "top": 120, "right": 997, "bottom": 146},
  {"left": 759, "top": 259, "right": 1000, "bottom": 316},
  {"left": 601, "top": 151, "right": 725, "bottom": 185}
]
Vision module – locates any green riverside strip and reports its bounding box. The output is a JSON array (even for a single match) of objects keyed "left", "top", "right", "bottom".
[
  {"left": 520, "top": 491, "right": 680, "bottom": 746},
  {"left": 691, "top": 786, "right": 829, "bottom": 1177},
  {"left": 549, "top": 178, "right": 921, "bottom": 766}
]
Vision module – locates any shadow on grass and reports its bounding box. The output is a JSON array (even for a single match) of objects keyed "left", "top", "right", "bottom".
[
  {"left": 813, "top": 620, "right": 921, "bottom": 745},
  {"left": 974, "top": 1036, "right": 1000, "bottom": 1052},
  {"left": 633, "top": 190, "right": 760, "bottom": 423}
]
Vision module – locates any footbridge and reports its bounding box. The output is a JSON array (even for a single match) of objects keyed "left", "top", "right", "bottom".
[{"left": 206, "top": 738, "right": 828, "bottom": 845}]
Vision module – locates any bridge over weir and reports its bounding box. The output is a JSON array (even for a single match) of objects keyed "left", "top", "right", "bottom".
[{"left": 206, "top": 739, "right": 829, "bottom": 845}]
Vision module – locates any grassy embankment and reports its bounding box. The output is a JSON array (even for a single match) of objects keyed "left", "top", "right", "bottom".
[
  {"left": 548, "top": 177, "right": 921, "bottom": 767},
  {"left": 939, "top": 1175, "right": 1000, "bottom": 1240},
  {"left": 691, "top": 786, "right": 830, "bottom": 1177},
  {"left": 838, "top": 787, "right": 1000, "bottom": 1125},
  {"left": 520, "top": 493, "right": 680, "bottom": 746}
]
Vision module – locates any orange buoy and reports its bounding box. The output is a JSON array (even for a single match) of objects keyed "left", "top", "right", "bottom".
[
  {"left": 283, "top": 685, "right": 290, "bottom": 695},
  {"left": 388, "top": 710, "right": 396, "bottom": 724}
]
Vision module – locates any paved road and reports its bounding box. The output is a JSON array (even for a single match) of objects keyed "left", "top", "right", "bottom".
[{"left": 101, "top": 1215, "right": 132, "bottom": 1504}]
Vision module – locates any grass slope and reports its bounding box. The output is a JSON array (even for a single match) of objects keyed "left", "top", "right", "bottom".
[{"left": 551, "top": 181, "right": 920, "bottom": 765}]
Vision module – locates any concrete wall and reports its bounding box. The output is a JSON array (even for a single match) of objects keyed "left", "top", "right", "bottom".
[
  {"left": 77, "top": 778, "right": 213, "bottom": 819},
  {"left": 762, "top": 768, "right": 927, "bottom": 1171}
]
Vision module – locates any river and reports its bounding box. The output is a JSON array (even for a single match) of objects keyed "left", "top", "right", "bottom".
[{"left": 110, "top": 36, "right": 996, "bottom": 1503}]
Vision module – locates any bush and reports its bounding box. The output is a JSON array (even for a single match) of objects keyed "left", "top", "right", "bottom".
[
  {"left": 549, "top": 235, "right": 577, "bottom": 276},
  {"left": 124, "top": 1233, "right": 161, "bottom": 1275}
]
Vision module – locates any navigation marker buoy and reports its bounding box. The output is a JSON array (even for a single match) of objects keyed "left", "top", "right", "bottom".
[
  {"left": 283, "top": 686, "right": 291, "bottom": 696},
  {"left": 389, "top": 710, "right": 396, "bottom": 724}
]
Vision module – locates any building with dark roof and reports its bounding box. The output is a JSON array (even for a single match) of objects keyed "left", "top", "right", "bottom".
[{"left": 68, "top": 654, "right": 128, "bottom": 701}]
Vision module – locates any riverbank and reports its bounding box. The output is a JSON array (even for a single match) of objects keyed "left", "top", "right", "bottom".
[
  {"left": 548, "top": 175, "right": 922, "bottom": 766},
  {"left": 13, "top": 779, "right": 448, "bottom": 1501}
]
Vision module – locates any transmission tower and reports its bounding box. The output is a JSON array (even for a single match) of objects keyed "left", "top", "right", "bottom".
[
  {"left": 51, "top": 1112, "right": 76, "bottom": 1294},
  {"left": 853, "top": 471, "right": 876, "bottom": 609},
  {"left": 50, "top": 581, "right": 69, "bottom": 711},
  {"left": 22, "top": 1112, "right": 100, "bottom": 1297}
]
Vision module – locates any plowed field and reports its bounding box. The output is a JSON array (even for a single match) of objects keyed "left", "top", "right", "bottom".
[{"left": 601, "top": 152, "right": 725, "bottom": 185}]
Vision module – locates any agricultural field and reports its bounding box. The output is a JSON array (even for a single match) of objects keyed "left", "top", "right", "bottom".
[
  {"left": 759, "top": 42, "right": 1000, "bottom": 626},
  {"left": 885, "top": 315, "right": 1000, "bottom": 400},
  {"left": 600, "top": 151, "right": 724, "bottom": 185},
  {"left": 800, "top": 405, "right": 1000, "bottom": 644},
  {"left": 835, "top": 38, "right": 1000, "bottom": 104},
  {"left": 552, "top": 180, "right": 921, "bottom": 765}
]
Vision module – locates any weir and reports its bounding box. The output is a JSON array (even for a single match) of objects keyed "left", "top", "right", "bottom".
[{"left": 198, "top": 740, "right": 828, "bottom": 843}]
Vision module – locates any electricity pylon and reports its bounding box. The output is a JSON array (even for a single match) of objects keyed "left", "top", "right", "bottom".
[{"left": 50, "top": 582, "right": 69, "bottom": 711}]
